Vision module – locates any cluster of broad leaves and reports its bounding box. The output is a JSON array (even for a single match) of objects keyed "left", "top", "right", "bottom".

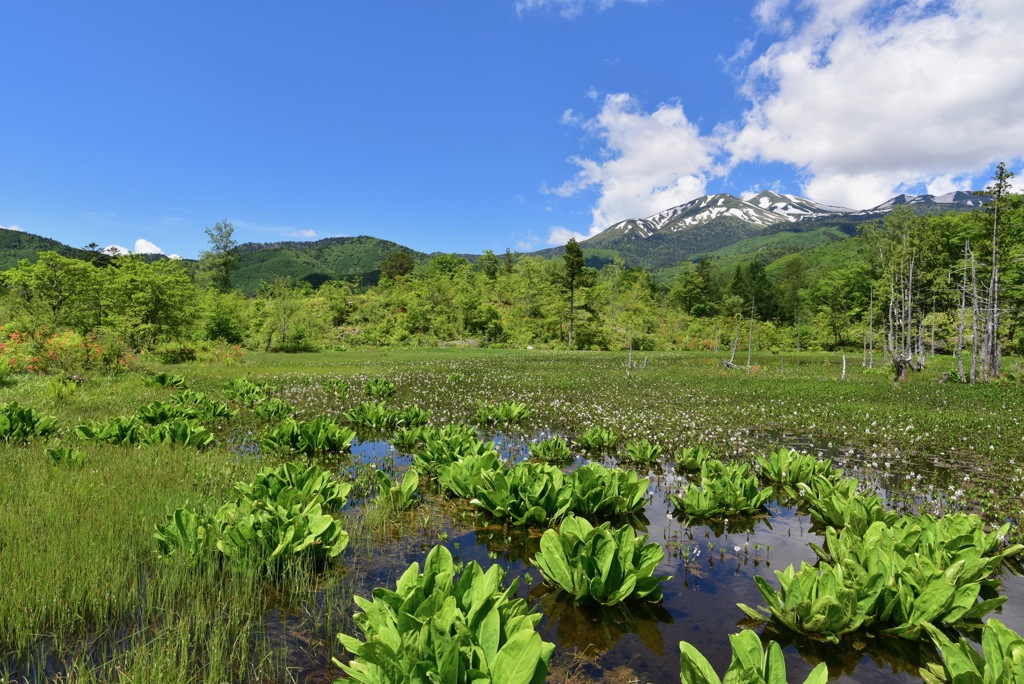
[
  {"left": 575, "top": 426, "right": 620, "bottom": 452},
  {"left": 528, "top": 436, "right": 573, "bottom": 464},
  {"left": 0, "top": 401, "right": 57, "bottom": 444},
  {"left": 154, "top": 461, "right": 351, "bottom": 572},
  {"left": 674, "top": 445, "right": 712, "bottom": 472},
  {"left": 922, "top": 619, "right": 1024, "bottom": 684},
  {"left": 438, "top": 457, "right": 649, "bottom": 526},
  {"left": 76, "top": 415, "right": 215, "bottom": 448},
  {"left": 755, "top": 447, "right": 843, "bottom": 499},
  {"left": 226, "top": 377, "right": 269, "bottom": 406},
  {"left": 671, "top": 461, "right": 773, "bottom": 519},
  {"left": 532, "top": 515, "right": 669, "bottom": 606},
  {"left": 740, "top": 504, "right": 1024, "bottom": 643},
  {"left": 679, "top": 630, "right": 827, "bottom": 684},
  {"left": 375, "top": 467, "right": 421, "bottom": 513},
  {"left": 75, "top": 389, "right": 236, "bottom": 448},
  {"left": 344, "top": 401, "right": 430, "bottom": 433},
  {"left": 335, "top": 545, "right": 554, "bottom": 684},
  {"left": 622, "top": 438, "right": 663, "bottom": 466},
  {"left": 474, "top": 401, "right": 530, "bottom": 428},
  {"left": 392, "top": 422, "right": 477, "bottom": 457},
  {"left": 261, "top": 416, "right": 356, "bottom": 455},
  {"left": 364, "top": 377, "right": 396, "bottom": 400}
]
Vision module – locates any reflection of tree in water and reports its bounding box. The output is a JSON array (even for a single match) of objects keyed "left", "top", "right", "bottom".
[
  {"left": 529, "top": 586, "right": 672, "bottom": 656},
  {"left": 759, "top": 621, "right": 942, "bottom": 679},
  {"left": 473, "top": 522, "right": 543, "bottom": 564}
]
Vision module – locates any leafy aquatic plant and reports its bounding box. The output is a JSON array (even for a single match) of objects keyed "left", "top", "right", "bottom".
[
  {"left": 344, "top": 401, "right": 401, "bottom": 431},
  {"left": 215, "top": 496, "right": 348, "bottom": 569},
  {"left": 679, "top": 630, "right": 828, "bottom": 684},
  {"left": 532, "top": 515, "right": 669, "bottom": 606},
  {"left": 260, "top": 416, "right": 356, "bottom": 455},
  {"left": 335, "top": 545, "right": 554, "bottom": 684},
  {"left": 376, "top": 467, "right": 420, "bottom": 512},
  {"left": 472, "top": 462, "right": 573, "bottom": 526},
  {"left": 738, "top": 560, "right": 883, "bottom": 643},
  {"left": 136, "top": 400, "right": 196, "bottom": 425},
  {"left": 437, "top": 451, "right": 503, "bottom": 499},
  {"left": 921, "top": 619, "right": 1024, "bottom": 684},
  {"left": 397, "top": 404, "right": 430, "bottom": 427},
  {"left": 227, "top": 377, "right": 268, "bottom": 406},
  {"left": 235, "top": 461, "right": 352, "bottom": 512},
  {"left": 529, "top": 436, "right": 573, "bottom": 464},
  {"left": 575, "top": 426, "right": 621, "bottom": 452},
  {"left": 172, "top": 390, "right": 237, "bottom": 420},
  {"left": 153, "top": 507, "right": 216, "bottom": 565},
  {"left": 0, "top": 402, "right": 58, "bottom": 444},
  {"left": 799, "top": 485, "right": 897, "bottom": 537},
  {"left": 474, "top": 400, "right": 531, "bottom": 427},
  {"left": 622, "top": 438, "right": 663, "bottom": 466},
  {"left": 364, "top": 377, "right": 396, "bottom": 400},
  {"left": 76, "top": 415, "right": 213, "bottom": 448},
  {"left": 674, "top": 445, "right": 712, "bottom": 472},
  {"left": 414, "top": 435, "right": 498, "bottom": 478},
  {"left": 393, "top": 423, "right": 475, "bottom": 454},
  {"left": 671, "top": 462, "right": 773, "bottom": 519},
  {"left": 46, "top": 446, "right": 83, "bottom": 467},
  {"left": 756, "top": 447, "right": 842, "bottom": 496},
  {"left": 568, "top": 463, "right": 649, "bottom": 519},
  {"left": 807, "top": 519, "right": 1014, "bottom": 640},
  {"left": 253, "top": 397, "right": 294, "bottom": 421},
  {"left": 151, "top": 371, "right": 186, "bottom": 388}
]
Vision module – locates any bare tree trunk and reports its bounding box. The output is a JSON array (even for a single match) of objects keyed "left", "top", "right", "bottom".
[
  {"left": 970, "top": 242, "right": 979, "bottom": 384},
  {"left": 868, "top": 286, "right": 874, "bottom": 368},
  {"left": 746, "top": 297, "right": 755, "bottom": 368},
  {"left": 841, "top": 354, "right": 847, "bottom": 381},
  {"left": 728, "top": 321, "right": 741, "bottom": 365},
  {"left": 956, "top": 247, "right": 967, "bottom": 383}
]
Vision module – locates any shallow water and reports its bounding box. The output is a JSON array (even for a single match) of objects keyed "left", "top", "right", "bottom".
[{"left": 326, "top": 434, "right": 1024, "bottom": 683}]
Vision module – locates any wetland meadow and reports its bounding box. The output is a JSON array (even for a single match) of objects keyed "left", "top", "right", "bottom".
[{"left": 2, "top": 348, "right": 1024, "bottom": 683}]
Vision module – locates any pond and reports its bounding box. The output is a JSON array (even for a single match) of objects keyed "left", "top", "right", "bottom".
[{"left": 310, "top": 433, "right": 1024, "bottom": 683}]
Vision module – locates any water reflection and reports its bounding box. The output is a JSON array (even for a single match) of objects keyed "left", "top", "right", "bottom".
[{"left": 530, "top": 586, "right": 673, "bottom": 655}]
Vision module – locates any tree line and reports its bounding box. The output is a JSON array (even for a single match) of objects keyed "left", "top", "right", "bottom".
[{"left": 1, "top": 171, "right": 1021, "bottom": 381}]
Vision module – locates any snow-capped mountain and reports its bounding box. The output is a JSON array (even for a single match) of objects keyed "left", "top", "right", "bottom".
[
  {"left": 597, "top": 189, "right": 987, "bottom": 243},
  {"left": 574, "top": 189, "right": 990, "bottom": 270}
]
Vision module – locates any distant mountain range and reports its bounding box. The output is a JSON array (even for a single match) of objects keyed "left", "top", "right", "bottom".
[
  {"left": 0, "top": 190, "right": 990, "bottom": 291},
  {"left": 540, "top": 190, "right": 990, "bottom": 269}
]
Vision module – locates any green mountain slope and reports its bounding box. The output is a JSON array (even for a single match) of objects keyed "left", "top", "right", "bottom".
[
  {"left": 0, "top": 229, "right": 91, "bottom": 269},
  {"left": 232, "top": 236, "right": 425, "bottom": 293}
]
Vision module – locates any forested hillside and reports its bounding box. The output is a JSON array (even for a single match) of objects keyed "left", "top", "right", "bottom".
[{"left": 0, "top": 179, "right": 1020, "bottom": 381}]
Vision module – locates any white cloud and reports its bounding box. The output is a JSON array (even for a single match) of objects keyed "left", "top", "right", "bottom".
[
  {"left": 0, "top": 224, "right": 24, "bottom": 232},
  {"left": 516, "top": 0, "right": 654, "bottom": 20},
  {"left": 546, "top": 226, "right": 594, "bottom": 246},
  {"left": 169, "top": 254, "right": 183, "bottom": 260},
  {"left": 728, "top": 0, "right": 1024, "bottom": 208},
  {"left": 548, "top": 92, "right": 717, "bottom": 232},
  {"left": 285, "top": 229, "right": 317, "bottom": 239},
  {"left": 134, "top": 238, "right": 164, "bottom": 254},
  {"left": 103, "top": 245, "right": 130, "bottom": 256}
]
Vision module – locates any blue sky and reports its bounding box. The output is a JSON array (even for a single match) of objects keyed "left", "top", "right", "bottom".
[{"left": 2, "top": 0, "right": 1022, "bottom": 259}]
